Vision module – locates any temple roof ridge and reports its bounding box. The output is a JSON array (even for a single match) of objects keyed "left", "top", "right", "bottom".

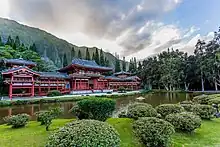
[{"left": 1, "top": 58, "right": 37, "bottom": 66}]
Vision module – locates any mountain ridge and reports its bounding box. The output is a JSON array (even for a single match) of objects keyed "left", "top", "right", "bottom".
[{"left": 0, "top": 17, "right": 121, "bottom": 68}]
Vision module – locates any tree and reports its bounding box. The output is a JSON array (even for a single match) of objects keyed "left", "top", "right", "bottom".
[
  {"left": 92, "top": 52, "right": 95, "bottom": 61},
  {"left": 6, "top": 36, "right": 13, "bottom": 46},
  {"left": 86, "top": 48, "right": 91, "bottom": 60},
  {"left": 0, "top": 36, "right": 3, "bottom": 46},
  {"left": 105, "top": 57, "right": 110, "bottom": 67},
  {"left": 63, "top": 54, "right": 68, "bottom": 67},
  {"left": 71, "top": 47, "right": 75, "bottom": 59},
  {"left": 137, "top": 61, "right": 142, "bottom": 71},
  {"left": 134, "top": 57, "right": 137, "bottom": 72},
  {"left": 100, "top": 49, "right": 105, "bottom": 65},
  {"left": 94, "top": 48, "right": 100, "bottom": 64},
  {"left": 122, "top": 57, "right": 126, "bottom": 71},
  {"left": 14, "top": 36, "right": 20, "bottom": 47},
  {"left": 115, "top": 59, "right": 121, "bottom": 72},
  {"left": 78, "top": 50, "right": 82, "bottom": 59}
]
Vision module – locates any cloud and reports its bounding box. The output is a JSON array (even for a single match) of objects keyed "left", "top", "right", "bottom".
[{"left": 8, "top": 0, "right": 182, "bottom": 56}]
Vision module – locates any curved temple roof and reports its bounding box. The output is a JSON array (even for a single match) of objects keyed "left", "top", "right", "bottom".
[
  {"left": 113, "top": 71, "right": 132, "bottom": 76},
  {"left": 1, "top": 58, "right": 37, "bottom": 67}
]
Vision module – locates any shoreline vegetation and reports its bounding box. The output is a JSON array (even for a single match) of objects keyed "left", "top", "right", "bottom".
[
  {"left": 0, "top": 118, "right": 220, "bottom": 147},
  {"left": 0, "top": 90, "right": 144, "bottom": 107}
]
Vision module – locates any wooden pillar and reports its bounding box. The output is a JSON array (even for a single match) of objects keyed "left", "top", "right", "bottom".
[
  {"left": 39, "top": 86, "right": 41, "bottom": 96},
  {"left": 56, "top": 79, "right": 58, "bottom": 90},
  {"left": 9, "top": 75, "right": 13, "bottom": 100},
  {"left": 74, "top": 79, "right": 76, "bottom": 90},
  {"left": 48, "top": 79, "right": 50, "bottom": 92},
  {"left": 31, "top": 76, "right": 34, "bottom": 97}
]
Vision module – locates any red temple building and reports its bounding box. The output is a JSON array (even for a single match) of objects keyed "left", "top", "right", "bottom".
[{"left": 0, "top": 58, "right": 140, "bottom": 99}]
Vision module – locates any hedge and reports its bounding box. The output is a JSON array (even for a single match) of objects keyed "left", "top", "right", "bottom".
[
  {"left": 71, "top": 98, "right": 116, "bottom": 121},
  {"left": 165, "top": 112, "right": 201, "bottom": 132},
  {"left": 155, "top": 104, "right": 184, "bottom": 118},
  {"left": 133, "top": 117, "right": 175, "bottom": 147},
  {"left": 192, "top": 104, "right": 215, "bottom": 120},
  {"left": 46, "top": 119, "right": 120, "bottom": 147},
  {"left": 127, "top": 103, "right": 157, "bottom": 119},
  {"left": 47, "top": 90, "right": 62, "bottom": 97},
  {"left": 4, "top": 113, "right": 30, "bottom": 128}
]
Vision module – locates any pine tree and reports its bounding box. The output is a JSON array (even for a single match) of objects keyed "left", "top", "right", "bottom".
[
  {"left": 100, "top": 49, "right": 105, "bottom": 65},
  {"left": 86, "top": 48, "right": 91, "bottom": 60},
  {"left": 92, "top": 52, "right": 95, "bottom": 60},
  {"left": 15, "top": 36, "right": 20, "bottom": 47},
  {"left": 95, "top": 48, "right": 100, "bottom": 64},
  {"left": 32, "top": 43, "right": 37, "bottom": 52},
  {"left": 0, "top": 36, "right": 3, "bottom": 46},
  {"left": 6, "top": 36, "right": 13, "bottom": 46},
  {"left": 71, "top": 47, "right": 75, "bottom": 59},
  {"left": 115, "top": 59, "right": 121, "bottom": 72},
  {"left": 134, "top": 57, "right": 137, "bottom": 72},
  {"left": 63, "top": 54, "right": 68, "bottom": 67},
  {"left": 129, "top": 58, "right": 133, "bottom": 72},
  {"left": 78, "top": 50, "right": 82, "bottom": 59},
  {"left": 105, "top": 57, "right": 109, "bottom": 67},
  {"left": 122, "top": 56, "right": 126, "bottom": 71},
  {"left": 138, "top": 61, "right": 142, "bottom": 71}
]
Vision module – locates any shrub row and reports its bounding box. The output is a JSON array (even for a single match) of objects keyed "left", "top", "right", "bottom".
[
  {"left": 155, "top": 104, "right": 184, "bottom": 118},
  {"left": 47, "top": 90, "right": 62, "bottom": 97},
  {"left": 46, "top": 119, "right": 120, "bottom": 147}
]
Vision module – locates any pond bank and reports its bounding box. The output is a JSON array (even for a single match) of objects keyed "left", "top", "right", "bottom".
[{"left": 0, "top": 90, "right": 142, "bottom": 107}]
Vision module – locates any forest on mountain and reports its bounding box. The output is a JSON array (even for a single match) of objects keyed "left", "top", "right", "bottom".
[{"left": 138, "top": 27, "right": 220, "bottom": 91}]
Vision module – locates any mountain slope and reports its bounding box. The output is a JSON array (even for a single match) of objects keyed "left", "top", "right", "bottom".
[{"left": 0, "top": 18, "right": 119, "bottom": 68}]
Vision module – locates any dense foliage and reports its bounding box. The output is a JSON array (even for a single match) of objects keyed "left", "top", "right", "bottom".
[
  {"left": 71, "top": 98, "right": 116, "bottom": 121},
  {"left": 133, "top": 117, "right": 175, "bottom": 147},
  {"left": 46, "top": 119, "right": 120, "bottom": 147},
  {"left": 192, "top": 104, "right": 215, "bottom": 120},
  {"left": 47, "top": 90, "right": 62, "bottom": 97},
  {"left": 180, "top": 101, "right": 194, "bottom": 112},
  {"left": 165, "top": 112, "right": 202, "bottom": 132},
  {"left": 138, "top": 27, "right": 220, "bottom": 91},
  {"left": 127, "top": 103, "right": 157, "bottom": 119},
  {"left": 4, "top": 113, "right": 29, "bottom": 128},
  {"left": 192, "top": 95, "right": 212, "bottom": 104},
  {"left": 155, "top": 104, "right": 184, "bottom": 118}
]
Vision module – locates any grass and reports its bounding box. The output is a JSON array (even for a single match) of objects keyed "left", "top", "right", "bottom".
[{"left": 1, "top": 118, "right": 220, "bottom": 147}]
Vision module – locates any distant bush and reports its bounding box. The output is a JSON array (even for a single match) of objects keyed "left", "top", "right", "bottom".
[
  {"left": 35, "top": 107, "right": 63, "bottom": 130},
  {"left": 118, "top": 86, "right": 126, "bottom": 93},
  {"left": 165, "top": 112, "right": 201, "bottom": 132},
  {"left": 47, "top": 90, "right": 62, "bottom": 97},
  {"left": 4, "top": 113, "right": 29, "bottom": 128},
  {"left": 71, "top": 98, "right": 116, "bottom": 121},
  {"left": 133, "top": 117, "right": 175, "bottom": 147},
  {"left": 118, "top": 110, "right": 127, "bottom": 118},
  {"left": 180, "top": 101, "right": 195, "bottom": 112},
  {"left": 46, "top": 119, "right": 120, "bottom": 147},
  {"left": 0, "top": 100, "right": 12, "bottom": 107},
  {"left": 192, "top": 95, "right": 214, "bottom": 104},
  {"left": 208, "top": 97, "right": 220, "bottom": 105},
  {"left": 127, "top": 103, "right": 157, "bottom": 119},
  {"left": 155, "top": 104, "right": 184, "bottom": 118},
  {"left": 192, "top": 104, "right": 215, "bottom": 120}
]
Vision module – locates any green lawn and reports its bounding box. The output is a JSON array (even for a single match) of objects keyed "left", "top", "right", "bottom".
[{"left": 0, "top": 118, "right": 220, "bottom": 147}]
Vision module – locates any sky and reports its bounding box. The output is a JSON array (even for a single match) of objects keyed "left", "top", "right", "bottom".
[{"left": 0, "top": 0, "right": 219, "bottom": 60}]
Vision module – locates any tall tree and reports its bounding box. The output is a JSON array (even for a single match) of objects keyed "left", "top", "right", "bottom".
[
  {"left": 134, "top": 57, "right": 137, "bottom": 72},
  {"left": 105, "top": 57, "right": 109, "bottom": 67},
  {"left": 122, "top": 57, "right": 126, "bottom": 71},
  {"left": 137, "top": 61, "right": 142, "bottom": 71},
  {"left": 99, "top": 49, "right": 105, "bottom": 65},
  {"left": 63, "top": 53, "right": 68, "bottom": 67},
  {"left": 94, "top": 48, "right": 100, "bottom": 64},
  {"left": 92, "top": 52, "right": 95, "bottom": 61},
  {"left": 0, "top": 36, "right": 3, "bottom": 46},
  {"left": 115, "top": 59, "right": 121, "bottom": 72},
  {"left": 6, "top": 36, "right": 13, "bottom": 46},
  {"left": 14, "top": 36, "right": 20, "bottom": 47},
  {"left": 86, "top": 48, "right": 91, "bottom": 60},
  {"left": 78, "top": 50, "right": 82, "bottom": 59},
  {"left": 71, "top": 47, "right": 75, "bottom": 59}
]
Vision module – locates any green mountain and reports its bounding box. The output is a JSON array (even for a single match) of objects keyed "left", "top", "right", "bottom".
[{"left": 0, "top": 17, "right": 121, "bottom": 68}]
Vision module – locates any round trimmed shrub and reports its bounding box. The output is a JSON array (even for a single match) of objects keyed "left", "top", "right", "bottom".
[
  {"left": 46, "top": 119, "right": 120, "bottom": 147},
  {"left": 192, "top": 95, "right": 213, "bottom": 104},
  {"left": 165, "top": 112, "right": 201, "bottom": 132},
  {"left": 133, "top": 117, "right": 175, "bottom": 147},
  {"left": 4, "top": 113, "right": 29, "bottom": 128},
  {"left": 192, "top": 104, "right": 215, "bottom": 120},
  {"left": 180, "top": 101, "right": 194, "bottom": 112},
  {"left": 127, "top": 103, "right": 157, "bottom": 119},
  {"left": 71, "top": 98, "right": 116, "bottom": 121},
  {"left": 155, "top": 104, "right": 184, "bottom": 118},
  {"left": 208, "top": 97, "right": 220, "bottom": 105},
  {"left": 47, "top": 90, "right": 62, "bottom": 97}
]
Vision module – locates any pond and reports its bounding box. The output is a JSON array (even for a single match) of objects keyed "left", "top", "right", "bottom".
[{"left": 0, "top": 92, "right": 194, "bottom": 124}]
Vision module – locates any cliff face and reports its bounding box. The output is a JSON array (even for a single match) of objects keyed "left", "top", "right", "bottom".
[{"left": 0, "top": 18, "right": 120, "bottom": 68}]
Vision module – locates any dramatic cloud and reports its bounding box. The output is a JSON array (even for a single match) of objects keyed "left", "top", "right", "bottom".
[{"left": 8, "top": 0, "right": 183, "bottom": 56}]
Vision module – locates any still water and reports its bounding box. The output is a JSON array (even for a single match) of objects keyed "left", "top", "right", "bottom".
[{"left": 0, "top": 92, "right": 194, "bottom": 124}]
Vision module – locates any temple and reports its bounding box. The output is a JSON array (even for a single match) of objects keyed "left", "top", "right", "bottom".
[{"left": 0, "top": 58, "right": 140, "bottom": 99}]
